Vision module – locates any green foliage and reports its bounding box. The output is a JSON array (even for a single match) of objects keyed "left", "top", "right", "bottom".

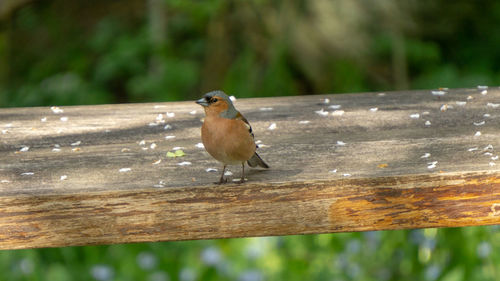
[
  {"left": 1, "top": 227, "right": 499, "bottom": 280},
  {"left": 3, "top": 0, "right": 500, "bottom": 107}
]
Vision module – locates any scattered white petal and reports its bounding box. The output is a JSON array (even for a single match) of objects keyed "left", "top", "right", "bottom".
[
  {"left": 343, "top": 173, "right": 351, "bottom": 177},
  {"left": 410, "top": 113, "right": 420, "bottom": 119},
  {"left": 1, "top": 180, "right": 10, "bottom": 183},
  {"left": 148, "top": 122, "right": 159, "bottom": 127},
  {"left": 60, "top": 175, "right": 67, "bottom": 181},
  {"left": 427, "top": 161, "right": 438, "bottom": 169},
  {"left": 229, "top": 96, "right": 237, "bottom": 102},
  {"left": 484, "top": 144, "right": 493, "bottom": 151},
  {"left": 425, "top": 120, "right": 431, "bottom": 126},
  {"left": 172, "top": 146, "right": 185, "bottom": 150},
  {"left": 268, "top": 123, "right": 277, "bottom": 130},
  {"left": 150, "top": 143, "right": 157, "bottom": 149},
  {"left": 315, "top": 108, "right": 329, "bottom": 116},
  {"left": 154, "top": 180, "right": 166, "bottom": 188},
  {"left": 378, "top": 93, "right": 386, "bottom": 96},
  {"left": 484, "top": 152, "right": 493, "bottom": 156},
  {"left": 4, "top": 123, "right": 13, "bottom": 128},
  {"left": 440, "top": 104, "right": 450, "bottom": 112},
  {"left": 164, "top": 124, "right": 172, "bottom": 130},
  {"left": 141, "top": 147, "right": 148, "bottom": 151},
  {"left": 468, "top": 147, "right": 479, "bottom": 152},
  {"left": 473, "top": 121, "right": 485, "bottom": 126},
  {"left": 456, "top": 101, "right": 467, "bottom": 106},
  {"left": 206, "top": 168, "right": 218, "bottom": 172},
  {"left": 60, "top": 116, "right": 69, "bottom": 122},
  {"left": 331, "top": 110, "right": 345, "bottom": 116},
  {"left": 21, "top": 172, "right": 34, "bottom": 176},
  {"left": 71, "top": 141, "right": 81, "bottom": 146},
  {"left": 474, "top": 131, "right": 482, "bottom": 137},
  {"left": 119, "top": 168, "right": 132, "bottom": 173},
  {"left": 487, "top": 102, "right": 500, "bottom": 108},
  {"left": 50, "top": 106, "right": 64, "bottom": 114},
  {"left": 422, "top": 111, "right": 430, "bottom": 115},
  {"left": 477, "top": 85, "right": 488, "bottom": 90},
  {"left": 431, "top": 90, "right": 446, "bottom": 96},
  {"left": 52, "top": 148, "right": 61, "bottom": 152},
  {"left": 224, "top": 171, "right": 233, "bottom": 176},
  {"left": 156, "top": 114, "right": 164, "bottom": 121},
  {"left": 492, "top": 155, "right": 499, "bottom": 161},
  {"left": 189, "top": 110, "right": 197, "bottom": 115},
  {"left": 165, "top": 135, "right": 176, "bottom": 140},
  {"left": 121, "top": 148, "right": 130, "bottom": 152},
  {"left": 329, "top": 169, "right": 337, "bottom": 173},
  {"left": 256, "top": 140, "right": 268, "bottom": 148},
  {"left": 489, "top": 162, "right": 496, "bottom": 167},
  {"left": 481, "top": 90, "right": 488, "bottom": 95},
  {"left": 153, "top": 159, "right": 162, "bottom": 165},
  {"left": 421, "top": 153, "right": 431, "bottom": 158},
  {"left": 323, "top": 98, "right": 330, "bottom": 104},
  {"left": 154, "top": 105, "right": 166, "bottom": 109},
  {"left": 259, "top": 107, "right": 273, "bottom": 111},
  {"left": 299, "top": 120, "right": 310, "bottom": 124},
  {"left": 41, "top": 117, "right": 47, "bottom": 122},
  {"left": 467, "top": 95, "right": 473, "bottom": 100},
  {"left": 1, "top": 130, "right": 7, "bottom": 134},
  {"left": 195, "top": 143, "right": 205, "bottom": 148},
  {"left": 328, "top": 105, "right": 342, "bottom": 109},
  {"left": 484, "top": 113, "right": 491, "bottom": 118},
  {"left": 336, "top": 141, "right": 346, "bottom": 146},
  {"left": 166, "top": 112, "right": 175, "bottom": 118},
  {"left": 139, "top": 140, "right": 146, "bottom": 146},
  {"left": 177, "top": 161, "right": 192, "bottom": 166},
  {"left": 19, "top": 146, "right": 30, "bottom": 152},
  {"left": 369, "top": 107, "right": 378, "bottom": 112}
]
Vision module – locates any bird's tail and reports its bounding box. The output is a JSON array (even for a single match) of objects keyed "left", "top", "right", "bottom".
[{"left": 247, "top": 152, "right": 269, "bottom": 168}]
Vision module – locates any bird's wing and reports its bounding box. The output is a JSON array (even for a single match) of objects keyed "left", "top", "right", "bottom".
[{"left": 235, "top": 111, "right": 255, "bottom": 139}]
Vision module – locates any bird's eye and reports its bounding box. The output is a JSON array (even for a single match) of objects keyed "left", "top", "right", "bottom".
[{"left": 212, "top": 98, "right": 218, "bottom": 103}]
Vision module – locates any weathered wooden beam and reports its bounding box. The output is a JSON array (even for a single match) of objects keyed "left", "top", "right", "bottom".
[{"left": 1, "top": 88, "right": 500, "bottom": 249}]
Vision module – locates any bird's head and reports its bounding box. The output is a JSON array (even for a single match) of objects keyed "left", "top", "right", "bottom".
[{"left": 196, "top": 90, "right": 238, "bottom": 118}]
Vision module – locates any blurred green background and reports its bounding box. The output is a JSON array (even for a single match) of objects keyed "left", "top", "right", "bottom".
[{"left": 1, "top": 0, "right": 499, "bottom": 280}]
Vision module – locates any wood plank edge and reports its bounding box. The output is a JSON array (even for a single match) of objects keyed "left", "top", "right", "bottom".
[{"left": 1, "top": 171, "right": 499, "bottom": 250}]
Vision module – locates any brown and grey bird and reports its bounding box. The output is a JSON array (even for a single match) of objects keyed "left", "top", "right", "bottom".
[{"left": 196, "top": 90, "right": 269, "bottom": 184}]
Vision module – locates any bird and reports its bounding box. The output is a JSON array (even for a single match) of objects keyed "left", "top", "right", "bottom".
[{"left": 196, "top": 90, "right": 269, "bottom": 184}]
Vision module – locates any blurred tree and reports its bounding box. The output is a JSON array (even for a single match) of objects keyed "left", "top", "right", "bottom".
[{"left": 0, "top": 0, "right": 499, "bottom": 105}]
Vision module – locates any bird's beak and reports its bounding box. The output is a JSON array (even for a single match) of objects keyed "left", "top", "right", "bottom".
[{"left": 196, "top": 97, "right": 209, "bottom": 107}]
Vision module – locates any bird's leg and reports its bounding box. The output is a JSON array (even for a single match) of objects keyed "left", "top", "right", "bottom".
[
  {"left": 239, "top": 163, "right": 245, "bottom": 184},
  {"left": 218, "top": 164, "right": 227, "bottom": 184}
]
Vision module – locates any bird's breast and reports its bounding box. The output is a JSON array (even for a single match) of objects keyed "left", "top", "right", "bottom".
[{"left": 201, "top": 116, "right": 256, "bottom": 164}]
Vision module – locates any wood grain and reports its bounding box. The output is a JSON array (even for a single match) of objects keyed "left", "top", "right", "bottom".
[{"left": 1, "top": 88, "right": 500, "bottom": 249}]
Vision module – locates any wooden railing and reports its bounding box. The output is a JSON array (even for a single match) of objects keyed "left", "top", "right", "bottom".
[{"left": 1, "top": 88, "right": 499, "bottom": 249}]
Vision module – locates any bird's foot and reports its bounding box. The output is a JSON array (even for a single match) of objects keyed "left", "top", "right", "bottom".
[{"left": 216, "top": 177, "right": 228, "bottom": 185}]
